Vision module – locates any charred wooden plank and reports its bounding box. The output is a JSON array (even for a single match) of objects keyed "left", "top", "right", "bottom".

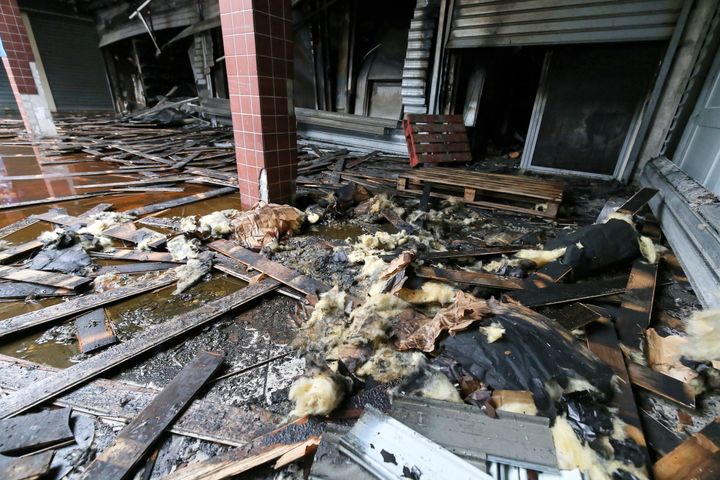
[
  {"left": 586, "top": 321, "right": 650, "bottom": 471},
  {"left": 90, "top": 262, "right": 177, "bottom": 276},
  {"left": 0, "top": 279, "right": 278, "bottom": 419},
  {"left": 551, "top": 302, "right": 606, "bottom": 331},
  {"left": 0, "top": 274, "right": 177, "bottom": 340},
  {"left": 33, "top": 212, "right": 88, "bottom": 227},
  {"left": 0, "top": 354, "right": 281, "bottom": 448},
  {"left": 0, "top": 217, "right": 40, "bottom": 239},
  {"left": 0, "top": 265, "right": 91, "bottom": 290},
  {"left": 615, "top": 260, "right": 659, "bottom": 351},
  {"left": 75, "top": 175, "right": 192, "bottom": 190},
  {"left": 101, "top": 223, "right": 166, "bottom": 248},
  {"left": 381, "top": 208, "right": 416, "bottom": 234},
  {"left": 90, "top": 249, "right": 180, "bottom": 263},
  {"left": 81, "top": 352, "right": 224, "bottom": 480},
  {"left": 627, "top": 361, "right": 695, "bottom": 409},
  {"left": 0, "top": 408, "right": 73, "bottom": 455},
  {"left": 75, "top": 309, "right": 117, "bottom": 354},
  {"left": 0, "top": 281, "right": 74, "bottom": 299},
  {"left": 0, "top": 240, "right": 44, "bottom": 265},
  {"left": 415, "top": 265, "right": 525, "bottom": 290},
  {"left": 78, "top": 203, "right": 114, "bottom": 218},
  {"left": 212, "top": 257, "right": 303, "bottom": 301},
  {"left": 654, "top": 419, "right": 720, "bottom": 480},
  {"left": 524, "top": 261, "right": 573, "bottom": 288},
  {"left": 127, "top": 187, "right": 237, "bottom": 216},
  {"left": 504, "top": 277, "right": 627, "bottom": 307},
  {"left": 0, "top": 192, "right": 118, "bottom": 211},
  {"left": 618, "top": 188, "right": 659, "bottom": 215},
  {"left": 420, "top": 246, "right": 520, "bottom": 261},
  {"left": 210, "top": 240, "right": 329, "bottom": 297},
  {"left": 0, "top": 450, "right": 54, "bottom": 480}
]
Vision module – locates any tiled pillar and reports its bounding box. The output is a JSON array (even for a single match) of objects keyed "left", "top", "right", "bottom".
[
  {"left": 0, "top": 0, "right": 56, "bottom": 137},
  {"left": 220, "top": 0, "right": 297, "bottom": 207}
]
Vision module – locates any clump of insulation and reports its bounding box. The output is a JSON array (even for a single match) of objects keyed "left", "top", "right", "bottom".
[
  {"left": 294, "top": 287, "right": 426, "bottom": 384},
  {"left": 173, "top": 254, "right": 212, "bottom": 294},
  {"left": 683, "top": 308, "right": 720, "bottom": 362},
  {"left": 167, "top": 235, "right": 202, "bottom": 261},
  {"left": 396, "top": 281, "right": 457, "bottom": 305},
  {"left": 479, "top": 322, "right": 505, "bottom": 343},
  {"left": 180, "top": 215, "right": 198, "bottom": 233},
  {"left": 199, "top": 209, "right": 240, "bottom": 237},
  {"left": 367, "top": 193, "right": 405, "bottom": 217},
  {"left": 93, "top": 272, "right": 124, "bottom": 292},
  {"left": 78, "top": 212, "right": 133, "bottom": 237},
  {"left": 0, "top": 239, "right": 10, "bottom": 250},
  {"left": 515, "top": 247, "right": 567, "bottom": 267},
  {"left": 288, "top": 372, "right": 348, "bottom": 417},
  {"left": 393, "top": 366, "right": 462, "bottom": 403},
  {"left": 552, "top": 415, "right": 648, "bottom": 480}
]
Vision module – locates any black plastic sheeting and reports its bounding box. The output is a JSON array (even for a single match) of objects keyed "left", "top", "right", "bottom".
[
  {"left": 546, "top": 219, "right": 640, "bottom": 278},
  {"left": 439, "top": 308, "right": 614, "bottom": 417}
]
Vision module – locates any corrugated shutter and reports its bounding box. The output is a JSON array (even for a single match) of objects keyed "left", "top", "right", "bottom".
[
  {"left": 447, "top": 0, "right": 683, "bottom": 48},
  {"left": 0, "top": 67, "right": 19, "bottom": 114},
  {"left": 28, "top": 12, "right": 113, "bottom": 112}
]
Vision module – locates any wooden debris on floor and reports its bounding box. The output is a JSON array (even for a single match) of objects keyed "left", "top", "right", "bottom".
[
  {"left": 397, "top": 167, "right": 564, "bottom": 218},
  {"left": 75, "top": 309, "right": 118, "bottom": 354},
  {"left": 81, "top": 351, "right": 224, "bottom": 480},
  {"left": 403, "top": 114, "right": 471, "bottom": 167}
]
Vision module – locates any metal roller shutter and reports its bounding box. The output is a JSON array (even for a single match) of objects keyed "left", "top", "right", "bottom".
[
  {"left": 447, "top": 0, "right": 683, "bottom": 48},
  {"left": 28, "top": 12, "right": 113, "bottom": 112}
]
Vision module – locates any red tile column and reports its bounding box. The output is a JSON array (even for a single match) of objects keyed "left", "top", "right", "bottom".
[
  {"left": 0, "top": 0, "right": 56, "bottom": 137},
  {"left": 220, "top": 0, "right": 297, "bottom": 208}
]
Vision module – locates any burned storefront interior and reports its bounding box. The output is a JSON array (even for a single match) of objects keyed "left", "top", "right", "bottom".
[{"left": 1, "top": 0, "right": 720, "bottom": 479}]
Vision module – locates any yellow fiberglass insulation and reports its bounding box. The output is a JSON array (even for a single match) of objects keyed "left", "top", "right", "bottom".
[
  {"left": 288, "top": 372, "right": 346, "bottom": 417},
  {"left": 166, "top": 235, "right": 202, "bottom": 261},
  {"left": 638, "top": 236, "right": 658, "bottom": 264},
  {"left": 198, "top": 209, "right": 240, "bottom": 237},
  {"left": 295, "top": 287, "right": 425, "bottom": 383},
  {"left": 515, "top": 247, "right": 567, "bottom": 267},
  {"left": 552, "top": 416, "right": 648, "bottom": 480},
  {"left": 397, "top": 281, "right": 457, "bottom": 305},
  {"left": 368, "top": 193, "right": 405, "bottom": 217},
  {"left": 683, "top": 308, "right": 720, "bottom": 362},
  {"left": 78, "top": 212, "right": 134, "bottom": 237},
  {"left": 416, "top": 369, "right": 463, "bottom": 403},
  {"left": 479, "top": 321, "right": 505, "bottom": 343}
]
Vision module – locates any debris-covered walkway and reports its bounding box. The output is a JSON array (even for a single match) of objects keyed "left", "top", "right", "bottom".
[{"left": 0, "top": 115, "right": 717, "bottom": 480}]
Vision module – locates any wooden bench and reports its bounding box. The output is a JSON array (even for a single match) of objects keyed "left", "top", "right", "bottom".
[
  {"left": 397, "top": 167, "right": 564, "bottom": 218},
  {"left": 403, "top": 114, "right": 471, "bottom": 167}
]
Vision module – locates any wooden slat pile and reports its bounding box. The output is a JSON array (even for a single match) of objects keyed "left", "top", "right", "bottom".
[
  {"left": 403, "top": 114, "right": 471, "bottom": 167},
  {"left": 397, "top": 167, "right": 565, "bottom": 218}
]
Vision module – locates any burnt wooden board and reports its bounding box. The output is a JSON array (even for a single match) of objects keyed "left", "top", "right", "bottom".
[
  {"left": 75, "top": 175, "right": 192, "bottom": 190},
  {"left": 524, "top": 261, "right": 573, "bottom": 288},
  {"left": 627, "top": 361, "right": 695, "bottom": 409},
  {"left": 101, "top": 223, "right": 166, "bottom": 247},
  {"left": 0, "top": 265, "right": 92, "bottom": 290},
  {"left": 90, "top": 262, "right": 178, "bottom": 276},
  {"left": 0, "top": 355, "right": 280, "bottom": 448},
  {"left": 0, "top": 217, "right": 40, "bottom": 239},
  {"left": 127, "top": 187, "right": 236, "bottom": 216},
  {"left": 0, "top": 240, "right": 44, "bottom": 265},
  {"left": 81, "top": 352, "right": 224, "bottom": 480},
  {"left": 615, "top": 260, "right": 659, "bottom": 351},
  {"left": 90, "top": 249, "right": 180, "bottom": 263},
  {"left": 212, "top": 258, "right": 303, "bottom": 301},
  {"left": 210, "top": 240, "right": 329, "bottom": 297},
  {"left": 78, "top": 203, "right": 114, "bottom": 218},
  {"left": 33, "top": 212, "right": 88, "bottom": 227},
  {"left": 618, "top": 188, "right": 659, "bottom": 215},
  {"left": 0, "top": 274, "right": 176, "bottom": 340},
  {"left": 0, "top": 192, "right": 117, "bottom": 211},
  {"left": 654, "top": 419, "right": 720, "bottom": 480},
  {"left": 0, "top": 279, "right": 279, "bottom": 419},
  {"left": 75, "top": 309, "right": 117, "bottom": 354},
  {"left": 0, "top": 281, "right": 74, "bottom": 299},
  {"left": 505, "top": 277, "right": 627, "bottom": 307},
  {"left": 0, "top": 450, "right": 54, "bottom": 480},
  {"left": 420, "top": 246, "right": 520, "bottom": 261},
  {"left": 415, "top": 265, "right": 525, "bottom": 290},
  {"left": 381, "top": 208, "right": 416, "bottom": 234},
  {"left": 0, "top": 407, "right": 73, "bottom": 455},
  {"left": 551, "top": 302, "right": 606, "bottom": 331},
  {"left": 585, "top": 321, "right": 650, "bottom": 471}
]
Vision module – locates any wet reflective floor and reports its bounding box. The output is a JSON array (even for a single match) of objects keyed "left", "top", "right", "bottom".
[{"left": 0, "top": 141, "right": 249, "bottom": 368}]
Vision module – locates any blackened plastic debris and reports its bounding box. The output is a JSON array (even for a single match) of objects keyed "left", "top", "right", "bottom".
[
  {"left": 440, "top": 311, "right": 613, "bottom": 417},
  {"left": 545, "top": 219, "right": 640, "bottom": 278},
  {"left": 610, "top": 438, "right": 646, "bottom": 468},
  {"left": 563, "top": 392, "right": 614, "bottom": 449},
  {"left": 613, "top": 469, "right": 642, "bottom": 480}
]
